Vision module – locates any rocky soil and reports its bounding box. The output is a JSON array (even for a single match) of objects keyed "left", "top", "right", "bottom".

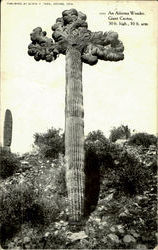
[{"left": 0, "top": 144, "right": 157, "bottom": 249}]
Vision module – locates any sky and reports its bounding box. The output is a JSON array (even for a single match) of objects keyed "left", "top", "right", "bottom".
[{"left": 1, "top": 0, "right": 157, "bottom": 153}]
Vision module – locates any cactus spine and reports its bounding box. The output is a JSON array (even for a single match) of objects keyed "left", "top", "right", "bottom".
[{"left": 3, "top": 109, "right": 12, "bottom": 151}]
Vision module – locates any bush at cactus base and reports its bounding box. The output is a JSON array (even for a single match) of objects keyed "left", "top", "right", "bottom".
[{"left": 0, "top": 147, "right": 20, "bottom": 179}]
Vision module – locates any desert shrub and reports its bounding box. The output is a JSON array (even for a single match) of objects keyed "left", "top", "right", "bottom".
[
  {"left": 34, "top": 127, "right": 64, "bottom": 160},
  {"left": 0, "top": 147, "right": 20, "bottom": 179},
  {"left": 101, "top": 144, "right": 154, "bottom": 196},
  {"left": 128, "top": 132, "right": 157, "bottom": 148},
  {"left": 116, "top": 155, "right": 151, "bottom": 195},
  {"left": 109, "top": 125, "right": 131, "bottom": 142},
  {"left": 0, "top": 181, "right": 64, "bottom": 245},
  {"left": 54, "top": 164, "right": 67, "bottom": 197},
  {"left": 84, "top": 131, "right": 152, "bottom": 196},
  {"left": 34, "top": 156, "right": 67, "bottom": 199},
  {"left": 85, "top": 130, "right": 110, "bottom": 166},
  {"left": 85, "top": 130, "right": 156, "bottom": 196}
]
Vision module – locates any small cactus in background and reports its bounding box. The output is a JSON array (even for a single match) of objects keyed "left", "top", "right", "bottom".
[{"left": 3, "top": 109, "right": 12, "bottom": 151}]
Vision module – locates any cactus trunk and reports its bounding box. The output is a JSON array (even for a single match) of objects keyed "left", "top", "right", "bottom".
[
  {"left": 3, "top": 109, "right": 12, "bottom": 151},
  {"left": 65, "top": 47, "right": 85, "bottom": 223}
]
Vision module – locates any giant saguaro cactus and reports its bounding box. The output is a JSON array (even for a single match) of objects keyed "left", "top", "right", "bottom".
[
  {"left": 28, "top": 9, "right": 124, "bottom": 223},
  {"left": 3, "top": 109, "right": 12, "bottom": 151}
]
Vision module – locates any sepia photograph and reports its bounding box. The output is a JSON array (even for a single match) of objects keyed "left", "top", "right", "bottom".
[{"left": 0, "top": 0, "right": 157, "bottom": 249}]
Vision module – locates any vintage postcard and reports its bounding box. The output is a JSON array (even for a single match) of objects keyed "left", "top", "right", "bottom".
[{"left": 0, "top": 0, "right": 158, "bottom": 249}]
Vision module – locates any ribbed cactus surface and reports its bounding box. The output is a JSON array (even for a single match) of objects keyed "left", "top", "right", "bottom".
[
  {"left": 27, "top": 8, "right": 124, "bottom": 224},
  {"left": 65, "top": 47, "right": 85, "bottom": 222},
  {"left": 3, "top": 109, "right": 12, "bottom": 151}
]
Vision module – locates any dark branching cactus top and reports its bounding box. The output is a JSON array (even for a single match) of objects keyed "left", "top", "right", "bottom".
[{"left": 28, "top": 9, "right": 124, "bottom": 65}]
